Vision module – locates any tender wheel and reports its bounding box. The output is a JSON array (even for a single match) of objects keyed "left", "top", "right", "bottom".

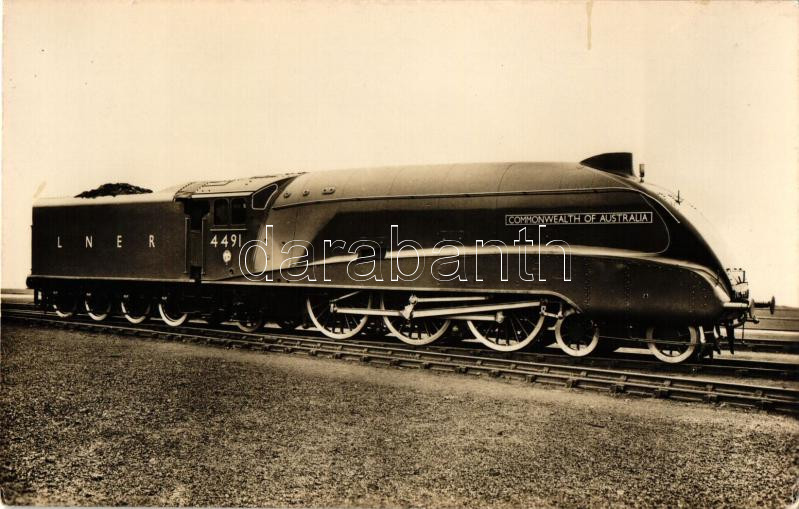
[
  {"left": 646, "top": 325, "right": 699, "bottom": 364},
  {"left": 158, "top": 296, "right": 188, "bottom": 327},
  {"left": 120, "top": 294, "right": 151, "bottom": 324},
  {"left": 381, "top": 293, "right": 451, "bottom": 346},
  {"left": 306, "top": 291, "right": 372, "bottom": 340},
  {"left": 554, "top": 309, "right": 599, "bottom": 357},
  {"left": 237, "top": 310, "right": 265, "bottom": 333},
  {"left": 84, "top": 293, "right": 112, "bottom": 322},
  {"left": 52, "top": 293, "right": 77, "bottom": 318},
  {"left": 467, "top": 307, "right": 545, "bottom": 352}
]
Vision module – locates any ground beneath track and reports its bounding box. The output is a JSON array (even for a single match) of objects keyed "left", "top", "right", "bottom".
[{"left": 1, "top": 324, "right": 798, "bottom": 508}]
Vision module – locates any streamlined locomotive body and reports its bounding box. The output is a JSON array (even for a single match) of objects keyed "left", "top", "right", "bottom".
[{"left": 27, "top": 153, "right": 771, "bottom": 363}]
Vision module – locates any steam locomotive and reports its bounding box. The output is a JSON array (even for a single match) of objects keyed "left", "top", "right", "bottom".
[{"left": 27, "top": 153, "right": 774, "bottom": 364}]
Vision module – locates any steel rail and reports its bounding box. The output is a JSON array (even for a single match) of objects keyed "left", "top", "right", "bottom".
[
  {"left": 4, "top": 301, "right": 798, "bottom": 352},
  {"left": 3, "top": 305, "right": 798, "bottom": 381},
  {"left": 344, "top": 337, "right": 799, "bottom": 381},
  {"left": 6, "top": 302, "right": 797, "bottom": 354},
  {"left": 3, "top": 309, "right": 798, "bottom": 415}
]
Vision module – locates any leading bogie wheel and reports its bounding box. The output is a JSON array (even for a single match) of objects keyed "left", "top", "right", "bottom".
[
  {"left": 84, "top": 293, "right": 112, "bottom": 322},
  {"left": 467, "top": 306, "right": 545, "bottom": 352},
  {"left": 306, "top": 291, "right": 372, "bottom": 340},
  {"left": 158, "top": 296, "right": 189, "bottom": 327},
  {"left": 554, "top": 309, "right": 600, "bottom": 357},
  {"left": 646, "top": 325, "right": 699, "bottom": 364}
]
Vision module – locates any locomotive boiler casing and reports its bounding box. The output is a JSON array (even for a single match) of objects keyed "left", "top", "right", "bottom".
[{"left": 240, "top": 162, "right": 735, "bottom": 326}]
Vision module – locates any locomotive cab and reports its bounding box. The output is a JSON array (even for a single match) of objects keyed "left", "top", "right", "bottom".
[{"left": 175, "top": 176, "right": 295, "bottom": 282}]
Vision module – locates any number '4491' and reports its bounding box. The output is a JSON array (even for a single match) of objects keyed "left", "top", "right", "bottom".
[{"left": 210, "top": 234, "right": 242, "bottom": 248}]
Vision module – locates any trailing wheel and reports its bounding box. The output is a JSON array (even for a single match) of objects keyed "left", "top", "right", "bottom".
[
  {"left": 554, "top": 309, "right": 600, "bottom": 357},
  {"left": 467, "top": 306, "right": 545, "bottom": 352},
  {"left": 52, "top": 292, "right": 77, "bottom": 318},
  {"left": 84, "top": 292, "right": 112, "bottom": 322},
  {"left": 381, "top": 293, "right": 451, "bottom": 346},
  {"left": 120, "top": 294, "right": 151, "bottom": 324},
  {"left": 306, "top": 291, "right": 372, "bottom": 340},
  {"left": 646, "top": 325, "right": 699, "bottom": 364},
  {"left": 158, "top": 295, "right": 188, "bottom": 327},
  {"left": 237, "top": 310, "right": 265, "bottom": 333}
]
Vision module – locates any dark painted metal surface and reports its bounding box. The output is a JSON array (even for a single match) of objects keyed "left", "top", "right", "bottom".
[{"left": 31, "top": 195, "right": 188, "bottom": 281}]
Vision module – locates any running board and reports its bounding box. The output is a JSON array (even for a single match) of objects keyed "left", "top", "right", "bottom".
[{"left": 332, "top": 300, "right": 541, "bottom": 320}]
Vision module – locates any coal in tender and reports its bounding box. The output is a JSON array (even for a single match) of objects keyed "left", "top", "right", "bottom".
[{"left": 75, "top": 183, "right": 152, "bottom": 198}]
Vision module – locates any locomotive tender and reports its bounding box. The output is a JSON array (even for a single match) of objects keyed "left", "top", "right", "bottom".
[{"left": 27, "top": 153, "right": 773, "bottom": 364}]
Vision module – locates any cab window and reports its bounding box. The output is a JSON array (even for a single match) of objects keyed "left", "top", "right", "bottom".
[
  {"left": 231, "top": 198, "right": 246, "bottom": 224},
  {"left": 213, "top": 199, "right": 229, "bottom": 225}
]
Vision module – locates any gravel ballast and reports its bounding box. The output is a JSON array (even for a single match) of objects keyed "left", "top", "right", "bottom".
[{"left": 1, "top": 324, "right": 797, "bottom": 507}]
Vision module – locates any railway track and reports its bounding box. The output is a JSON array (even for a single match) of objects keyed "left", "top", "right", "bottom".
[
  {"left": 4, "top": 303, "right": 798, "bottom": 381},
  {"left": 3, "top": 307, "right": 798, "bottom": 415},
  {"left": 5, "top": 297, "right": 797, "bottom": 353},
  {"left": 3, "top": 301, "right": 798, "bottom": 381}
]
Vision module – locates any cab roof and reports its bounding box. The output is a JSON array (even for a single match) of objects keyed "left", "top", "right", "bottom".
[{"left": 174, "top": 174, "right": 301, "bottom": 199}]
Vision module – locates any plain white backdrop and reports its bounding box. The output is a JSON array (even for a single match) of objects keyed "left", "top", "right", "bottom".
[{"left": 2, "top": 1, "right": 797, "bottom": 304}]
